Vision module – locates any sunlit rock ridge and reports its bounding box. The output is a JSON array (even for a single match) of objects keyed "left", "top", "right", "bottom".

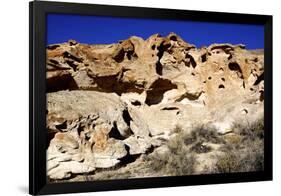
[{"left": 46, "top": 33, "right": 264, "bottom": 180}]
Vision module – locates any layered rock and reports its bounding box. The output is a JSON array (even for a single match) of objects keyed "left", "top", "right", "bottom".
[{"left": 46, "top": 33, "right": 264, "bottom": 180}]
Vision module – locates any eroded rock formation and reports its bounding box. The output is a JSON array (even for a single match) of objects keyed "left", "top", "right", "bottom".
[{"left": 46, "top": 33, "right": 264, "bottom": 180}]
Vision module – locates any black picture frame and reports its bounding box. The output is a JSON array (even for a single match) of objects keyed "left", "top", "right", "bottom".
[{"left": 29, "top": 1, "right": 273, "bottom": 195}]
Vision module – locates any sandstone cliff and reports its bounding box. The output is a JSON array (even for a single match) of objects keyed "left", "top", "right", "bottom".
[{"left": 46, "top": 33, "right": 264, "bottom": 181}]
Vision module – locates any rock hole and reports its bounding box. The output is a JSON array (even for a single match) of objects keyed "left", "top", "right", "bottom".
[
  {"left": 169, "top": 35, "right": 178, "bottom": 41},
  {"left": 228, "top": 62, "right": 243, "bottom": 78},
  {"left": 47, "top": 45, "right": 60, "bottom": 50},
  {"left": 208, "top": 76, "right": 212, "bottom": 80},
  {"left": 131, "top": 100, "right": 141, "bottom": 106},
  {"left": 68, "top": 39, "right": 78, "bottom": 46},
  {"left": 126, "top": 50, "right": 134, "bottom": 60},
  {"left": 113, "top": 49, "right": 125, "bottom": 63},
  {"left": 259, "top": 90, "right": 264, "bottom": 101},
  {"left": 221, "top": 78, "right": 225, "bottom": 82},
  {"left": 242, "top": 109, "right": 248, "bottom": 114},
  {"left": 55, "top": 121, "right": 67, "bottom": 130},
  {"left": 84, "top": 133, "right": 91, "bottom": 141},
  {"left": 218, "top": 84, "right": 225, "bottom": 89},
  {"left": 151, "top": 45, "right": 156, "bottom": 50},
  {"left": 161, "top": 106, "right": 179, "bottom": 111},
  {"left": 201, "top": 53, "right": 207, "bottom": 62},
  {"left": 108, "top": 122, "right": 126, "bottom": 140},
  {"left": 228, "top": 53, "right": 233, "bottom": 60}
]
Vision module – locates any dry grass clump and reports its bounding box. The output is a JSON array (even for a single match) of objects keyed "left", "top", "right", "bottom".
[
  {"left": 145, "top": 126, "right": 196, "bottom": 176},
  {"left": 190, "top": 141, "right": 212, "bottom": 153},
  {"left": 214, "top": 118, "right": 264, "bottom": 173},
  {"left": 184, "top": 126, "right": 224, "bottom": 146},
  {"left": 232, "top": 118, "right": 264, "bottom": 141},
  {"left": 82, "top": 119, "right": 264, "bottom": 180},
  {"left": 183, "top": 125, "right": 225, "bottom": 154}
]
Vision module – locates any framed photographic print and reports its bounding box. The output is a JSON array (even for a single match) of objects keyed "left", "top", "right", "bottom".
[{"left": 29, "top": 1, "right": 273, "bottom": 195}]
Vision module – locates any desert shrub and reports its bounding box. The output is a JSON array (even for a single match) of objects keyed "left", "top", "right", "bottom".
[
  {"left": 190, "top": 141, "right": 212, "bottom": 154},
  {"left": 146, "top": 127, "right": 196, "bottom": 176},
  {"left": 173, "top": 124, "right": 184, "bottom": 134},
  {"left": 223, "top": 134, "right": 242, "bottom": 145},
  {"left": 184, "top": 125, "right": 224, "bottom": 146},
  {"left": 215, "top": 152, "right": 241, "bottom": 173},
  {"left": 215, "top": 118, "right": 264, "bottom": 173},
  {"left": 148, "top": 148, "right": 196, "bottom": 176},
  {"left": 215, "top": 141, "right": 264, "bottom": 173},
  {"left": 232, "top": 118, "right": 264, "bottom": 141}
]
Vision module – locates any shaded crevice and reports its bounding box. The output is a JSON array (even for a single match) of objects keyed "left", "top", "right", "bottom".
[
  {"left": 254, "top": 72, "right": 264, "bottom": 86},
  {"left": 201, "top": 53, "right": 207, "bottom": 62},
  {"left": 131, "top": 100, "right": 141, "bottom": 106},
  {"left": 113, "top": 48, "right": 125, "bottom": 63},
  {"left": 47, "top": 73, "right": 78, "bottom": 92},
  {"left": 122, "top": 109, "right": 132, "bottom": 126},
  {"left": 47, "top": 45, "right": 60, "bottom": 50},
  {"left": 169, "top": 35, "right": 178, "bottom": 41},
  {"left": 228, "top": 53, "right": 233, "bottom": 60},
  {"left": 228, "top": 62, "right": 243, "bottom": 79},
  {"left": 108, "top": 122, "right": 126, "bottom": 140},
  {"left": 93, "top": 74, "right": 144, "bottom": 95},
  {"left": 55, "top": 120, "right": 67, "bottom": 130},
  {"left": 66, "top": 60, "right": 78, "bottom": 71},
  {"left": 185, "top": 53, "right": 197, "bottom": 68},
  {"left": 175, "top": 91, "right": 203, "bottom": 102},
  {"left": 259, "top": 90, "right": 264, "bottom": 101},
  {"left": 126, "top": 50, "right": 134, "bottom": 60},
  {"left": 156, "top": 42, "right": 171, "bottom": 75},
  {"left": 161, "top": 106, "right": 179, "bottom": 111},
  {"left": 63, "top": 51, "right": 83, "bottom": 63},
  {"left": 156, "top": 62, "right": 163, "bottom": 75},
  {"left": 145, "top": 78, "right": 177, "bottom": 105},
  {"left": 118, "top": 145, "right": 140, "bottom": 165},
  {"left": 47, "top": 130, "right": 57, "bottom": 149}
]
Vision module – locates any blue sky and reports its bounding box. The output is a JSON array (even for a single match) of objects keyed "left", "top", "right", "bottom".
[{"left": 47, "top": 14, "right": 264, "bottom": 49}]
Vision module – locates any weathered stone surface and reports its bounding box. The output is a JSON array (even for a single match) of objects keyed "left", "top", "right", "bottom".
[
  {"left": 123, "top": 136, "right": 152, "bottom": 155},
  {"left": 46, "top": 33, "right": 264, "bottom": 180}
]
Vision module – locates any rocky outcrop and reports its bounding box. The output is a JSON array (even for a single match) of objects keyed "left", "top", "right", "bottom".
[{"left": 46, "top": 33, "right": 264, "bottom": 180}]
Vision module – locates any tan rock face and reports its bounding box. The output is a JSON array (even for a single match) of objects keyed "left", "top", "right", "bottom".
[{"left": 46, "top": 33, "right": 264, "bottom": 180}]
